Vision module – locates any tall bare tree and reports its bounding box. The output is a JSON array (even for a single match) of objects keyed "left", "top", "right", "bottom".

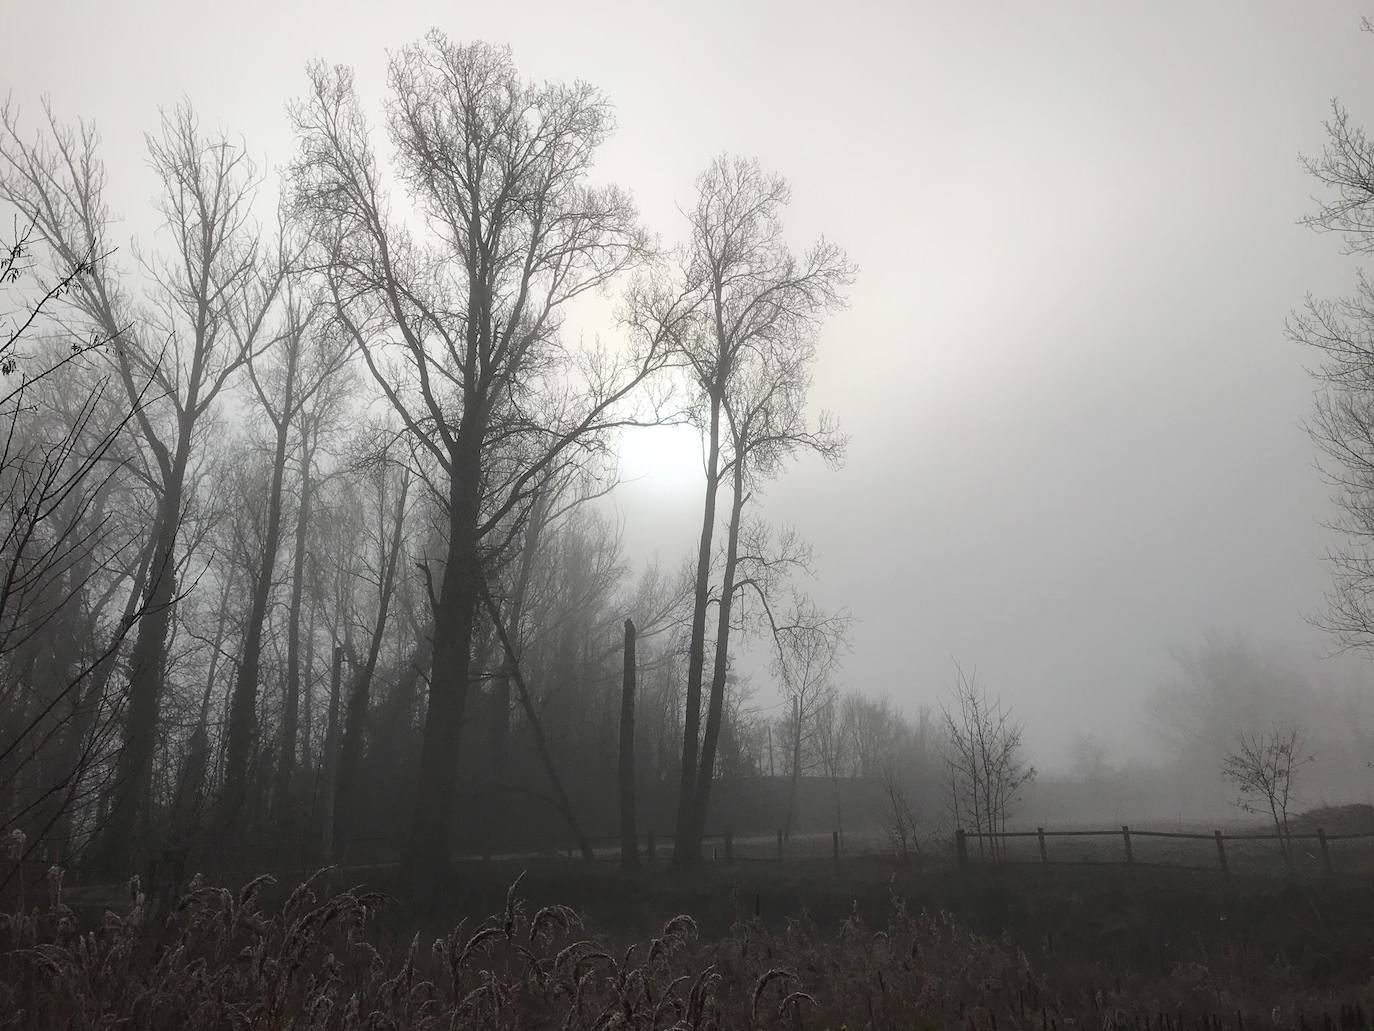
[
  {"left": 666, "top": 156, "right": 852, "bottom": 865},
  {"left": 288, "top": 35, "right": 686, "bottom": 881},
  {"left": 273, "top": 350, "right": 353, "bottom": 825},
  {"left": 333, "top": 446, "right": 411, "bottom": 857},
  {"left": 0, "top": 221, "right": 149, "bottom": 872},
  {"left": 0, "top": 102, "right": 284, "bottom": 873},
  {"left": 222, "top": 289, "right": 347, "bottom": 825}
]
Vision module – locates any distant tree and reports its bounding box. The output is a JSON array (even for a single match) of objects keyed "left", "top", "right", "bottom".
[
  {"left": 878, "top": 768, "right": 921, "bottom": 863},
  {"left": 813, "top": 689, "right": 848, "bottom": 841},
  {"left": 223, "top": 288, "right": 347, "bottom": 829},
  {"left": 1221, "top": 724, "right": 1312, "bottom": 874},
  {"left": 1148, "top": 632, "right": 1312, "bottom": 799},
  {"left": 332, "top": 443, "right": 412, "bottom": 858},
  {"left": 274, "top": 334, "right": 354, "bottom": 828},
  {"left": 1068, "top": 734, "right": 1109, "bottom": 782},
  {"left": 773, "top": 612, "right": 844, "bottom": 840},
  {"left": 941, "top": 666, "right": 1034, "bottom": 860},
  {"left": 712, "top": 674, "right": 761, "bottom": 781},
  {"left": 867, "top": 701, "right": 940, "bottom": 853}
]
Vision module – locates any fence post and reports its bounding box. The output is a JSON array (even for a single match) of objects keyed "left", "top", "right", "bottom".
[
  {"left": 1318, "top": 827, "right": 1333, "bottom": 876},
  {"left": 647, "top": 832, "right": 656, "bottom": 864},
  {"left": 956, "top": 828, "right": 969, "bottom": 871},
  {"left": 1122, "top": 825, "right": 1133, "bottom": 866},
  {"left": 777, "top": 829, "right": 784, "bottom": 861},
  {"left": 725, "top": 829, "right": 733, "bottom": 862},
  {"left": 832, "top": 830, "right": 840, "bottom": 875},
  {"left": 1214, "top": 830, "right": 1229, "bottom": 879},
  {"left": 1037, "top": 827, "right": 1048, "bottom": 864}
]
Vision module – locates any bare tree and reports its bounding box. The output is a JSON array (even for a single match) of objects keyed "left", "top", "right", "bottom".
[
  {"left": 222, "top": 288, "right": 346, "bottom": 826},
  {"left": 773, "top": 614, "right": 843, "bottom": 841},
  {"left": 0, "top": 220, "right": 150, "bottom": 873},
  {"left": 1221, "top": 724, "right": 1312, "bottom": 874},
  {"left": 841, "top": 692, "right": 911, "bottom": 779},
  {"left": 1291, "top": 83, "right": 1374, "bottom": 650},
  {"left": 333, "top": 444, "right": 412, "bottom": 857},
  {"left": 289, "top": 35, "right": 691, "bottom": 883},
  {"left": 618, "top": 617, "right": 638, "bottom": 871},
  {"left": 0, "top": 101, "right": 284, "bottom": 873},
  {"left": 666, "top": 156, "right": 853, "bottom": 865},
  {"left": 878, "top": 768, "right": 921, "bottom": 864},
  {"left": 941, "top": 666, "right": 1035, "bottom": 861},
  {"left": 813, "top": 689, "right": 848, "bottom": 842},
  {"left": 274, "top": 344, "right": 353, "bottom": 826}
]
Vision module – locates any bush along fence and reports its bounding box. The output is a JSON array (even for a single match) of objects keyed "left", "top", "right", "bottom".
[{"left": 955, "top": 825, "right": 1374, "bottom": 878}]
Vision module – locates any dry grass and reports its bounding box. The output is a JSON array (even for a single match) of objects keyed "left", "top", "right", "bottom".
[{"left": 3, "top": 861, "right": 1373, "bottom": 1029}]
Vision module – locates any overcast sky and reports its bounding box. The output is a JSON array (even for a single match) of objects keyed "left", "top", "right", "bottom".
[{"left": 8, "top": 0, "right": 1374, "bottom": 765}]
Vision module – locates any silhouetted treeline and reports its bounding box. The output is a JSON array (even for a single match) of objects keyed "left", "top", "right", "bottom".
[{"left": 0, "top": 36, "right": 911, "bottom": 886}]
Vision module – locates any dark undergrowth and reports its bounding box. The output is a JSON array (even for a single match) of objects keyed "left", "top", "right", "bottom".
[{"left": 4, "top": 860, "right": 1374, "bottom": 1029}]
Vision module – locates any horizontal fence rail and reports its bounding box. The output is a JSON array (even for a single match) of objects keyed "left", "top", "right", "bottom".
[
  {"left": 25, "top": 823, "right": 1371, "bottom": 902},
  {"left": 954, "top": 824, "right": 1374, "bottom": 878}
]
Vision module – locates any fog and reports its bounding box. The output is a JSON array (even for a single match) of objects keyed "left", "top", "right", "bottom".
[{"left": 5, "top": 1, "right": 1374, "bottom": 884}]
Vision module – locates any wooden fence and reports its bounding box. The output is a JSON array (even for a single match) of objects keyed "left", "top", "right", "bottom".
[
  {"left": 43, "top": 824, "right": 1373, "bottom": 895},
  {"left": 956, "top": 824, "right": 1374, "bottom": 877}
]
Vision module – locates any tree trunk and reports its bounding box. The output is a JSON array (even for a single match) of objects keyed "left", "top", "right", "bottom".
[
  {"left": 94, "top": 441, "right": 188, "bottom": 876},
  {"left": 785, "top": 695, "right": 802, "bottom": 841},
  {"left": 21, "top": 505, "right": 90, "bottom": 859},
  {"left": 674, "top": 390, "right": 722, "bottom": 866},
  {"left": 689, "top": 460, "right": 746, "bottom": 855},
  {"left": 275, "top": 425, "right": 316, "bottom": 826},
  {"left": 409, "top": 426, "right": 484, "bottom": 886},
  {"left": 169, "top": 566, "right": 238, "bottom": 857},
  {"left": 619, "top": 618, "right": 639, "bottom": 871},
  {"left": 224, "top": 355, "right": 297, "bottom": 825},
  {"left": 50, "top": 539, "right": 154, "bottom": 863},
  {"left": 334, "top": 468, "right": 409, "bottom": 857},
  {"left": 318, "top": 643, "right": 343, "bottom": 862},
  {"left": 300, "top": 578, "right": 319, "bottom": 784}
]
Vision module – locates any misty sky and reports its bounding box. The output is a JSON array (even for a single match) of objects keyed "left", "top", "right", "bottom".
[{"left": 8, "top": 1, "right": 1374, "bottom": 765}]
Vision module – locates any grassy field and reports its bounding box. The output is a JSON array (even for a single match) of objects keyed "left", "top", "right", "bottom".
[
  {"left": 9, "top": 828, "right": 1374, "bottom": 1028},
  {"left": 8, "top": 856, "right": 1374, "bottom": 1028}
]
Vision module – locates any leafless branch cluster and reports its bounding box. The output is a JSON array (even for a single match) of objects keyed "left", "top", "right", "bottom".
[
  {"left": 0, "top": 34, "right": 869, "bottom": 885},
  {"left": 941, "top": 665, "right": 1035, "bottom": 860},
  {"left": 1221, "top": 724, "right": 1312, "bottom": 873}
]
